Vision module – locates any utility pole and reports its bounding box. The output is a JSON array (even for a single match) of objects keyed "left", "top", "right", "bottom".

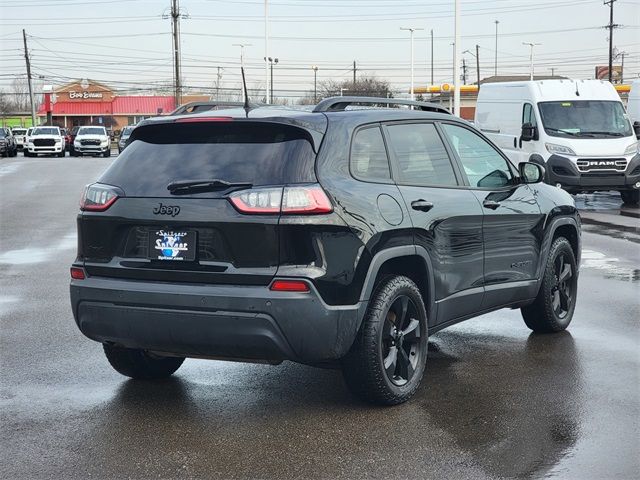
[
  {"left": 523, "top": 42, "right": 541, "bottom": 81},
  {"left": 494, "top": 20, "right": 499, "bottom": 76},
  {"left": 462, "top": 58, "right": 467, "bottom": 85},
  {"left": 604, "top": 0, "right": 618, "bottom": 83},
  {"left": 430, "top": 29, "right": 434, "bottom": 89},
  {"left": 312, "top": 66, "right": 318, "bottom": 102},
  {"left": 216, "top": 66, "right": 222, "bottom": 101},
  {"left": 171, "top": 0, "right": 182, "bottom": 107},
  {"left": 353, "top": 60, "right": 357, "bottom": 90},
  {"left": 620, "top": 52, "right": 624, "bottom": 83},
  {"left": 475, "top": 44, "right": 480, "bottom": 86},
  {"left": 22, "top": 29, "right": 36, "bottom": 126},
  {"left": 401, "top": 27, "right": 423, "bottom": 101}
]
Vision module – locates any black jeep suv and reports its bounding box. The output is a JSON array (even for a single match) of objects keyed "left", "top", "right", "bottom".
[{"left": 70, "top": 97, "right": 581, "bottom": 405}]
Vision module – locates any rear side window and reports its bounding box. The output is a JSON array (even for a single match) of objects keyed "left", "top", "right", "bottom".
[
  {"left": 441, "top": 124, "right": 514, "bottom": 188},
  {"left": 99, "top": 122, "right": 317, "bottom": 197},
  {"left": 351, "top": 126, "right": 391, "bottom": 182},
  {"left": 385, "top": 123, "right": 458, "bottom": 186}
]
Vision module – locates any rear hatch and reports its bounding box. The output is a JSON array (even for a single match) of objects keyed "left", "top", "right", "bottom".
[{"left": 79, "top": 119, "right": 320, "bottom": 285}]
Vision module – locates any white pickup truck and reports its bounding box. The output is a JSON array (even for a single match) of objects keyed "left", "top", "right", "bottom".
[{"left": 24, "top": 126, "right": 65, "bottom": 157}]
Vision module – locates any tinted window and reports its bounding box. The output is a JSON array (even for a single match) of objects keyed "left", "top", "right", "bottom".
[
  {"left": 442, "top": 124, "right": 513, "bottom": 188},
  {"left": 386, "top": 123, "right": 457, "bottom": 186},
  {"left": 100, "top": 122, "right": 317, "bottom": 197},
  {"left": 351, "top": 126, "right": 391, "bottom": 181}
]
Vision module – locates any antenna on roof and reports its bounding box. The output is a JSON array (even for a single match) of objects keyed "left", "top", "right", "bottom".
[
  {"left": 241, "top": 66, "right": 250, "bottom": 116},
  {"left": 575, "top": 80, "right": 580, "bottom": 97}
]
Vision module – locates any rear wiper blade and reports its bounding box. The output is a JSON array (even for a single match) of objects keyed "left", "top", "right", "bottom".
[{"left": 167, "top": 179, "right": 252, "bottom": 194}]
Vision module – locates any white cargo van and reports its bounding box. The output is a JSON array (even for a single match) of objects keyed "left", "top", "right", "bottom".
[{"left": 475, "top": 79, "right": 639, "bottom": 205}]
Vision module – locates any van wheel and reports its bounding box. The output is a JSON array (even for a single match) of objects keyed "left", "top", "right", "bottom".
[
  {"left": 103, "top": 344, "right": 184, "bottom": 379},
  {"left": 620, "top": 190, "right": 639, "bottom": 206},
  {"left": 341, "top": 275, "right": 428, "bottom": 405},
  {"left": 522, "top": 237, "right": 577, "bottom": 333}
]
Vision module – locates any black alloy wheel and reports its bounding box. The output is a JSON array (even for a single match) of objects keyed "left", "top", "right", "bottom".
[
  {"left": 342, "top": 275, "right": 428, "bottom": 405},
  {"left": 381, "top": 295, "right": 423, "bottom": 386},
  {"left": 550, "top": 252, "right": 573, "bottom": 319},
  {"left": 522, "top": 237, "right": 577, "bottom": 333}
]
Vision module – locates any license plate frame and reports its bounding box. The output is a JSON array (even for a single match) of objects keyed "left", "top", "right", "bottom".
[{"left": 149, "top": 229, "right": 196, "bottom": 261}]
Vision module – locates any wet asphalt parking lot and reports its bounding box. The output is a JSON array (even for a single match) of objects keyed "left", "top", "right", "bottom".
[{"left": 1, "top": 153, "right": 639, "bottom": 479}]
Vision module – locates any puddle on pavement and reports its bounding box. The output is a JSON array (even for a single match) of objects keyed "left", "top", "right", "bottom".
[
  {"left": 0, "top": 233, "right": 76, "bottom": 265},
  {"left": 581, "top": 249, "right": 640, "bottom": 282},
  {"left": 0, "top": 163, "right": 22, "bottom": 178}
]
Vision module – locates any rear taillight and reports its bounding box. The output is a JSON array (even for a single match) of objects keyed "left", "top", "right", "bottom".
[
  {"left": 270, "top": 279, "right": 310, "bottom": 292},
  {"left": 70, "top": 267, "right": 86, "bottom": 280},
  {"left": 229, "top": 184, "right": 332, "bottom": 215},
  {"left": 80, "top": 183, "right": 122, "bottom": 212}
]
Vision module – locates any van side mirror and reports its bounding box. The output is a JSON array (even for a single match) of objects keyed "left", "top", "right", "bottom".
[
  {"left": 633, "top": 121, "right": 640, "bottom": 140},
  {"left": 521, "top": 122, "right": 537, "bottom": 142},
  {"left": 519, "top": 162, "right": 545, "bottom": 184}
]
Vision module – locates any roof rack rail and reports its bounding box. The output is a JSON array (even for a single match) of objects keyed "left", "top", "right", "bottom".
[
  {"left": 169, "top": 101, "right": 262, "bottom": 116},
  {"left": 312, "top": 96, "right": 450, "bottom": 114}
]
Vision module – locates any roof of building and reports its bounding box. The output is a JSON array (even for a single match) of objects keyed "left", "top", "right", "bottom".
[{"left": 37, "top": 96, "right": 176, "bottom": 116}]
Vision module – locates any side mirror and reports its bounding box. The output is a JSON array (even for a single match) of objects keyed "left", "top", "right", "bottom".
[
  {"left": 519, "top": 162, "right": 545, "bottom": 184},
  {"left": 521, "top": 122, "right": 537, "bottom": 142},
  {"left": 633, "top": 121, "right": 640, "bottom": 140}
]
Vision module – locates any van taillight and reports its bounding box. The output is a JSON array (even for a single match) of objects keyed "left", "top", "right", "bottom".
[
  {"left": 229, "top": 184, "right": 332, "bottom": 215},
  {"left": 80, "top": 183, "right": 122, "bottom": 211}
]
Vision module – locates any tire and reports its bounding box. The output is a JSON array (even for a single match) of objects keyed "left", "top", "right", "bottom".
[
  {"left": 342, "top": 275, "right": 428, "bottom": 405},
  {"left": 23, "top": 150, "right": 30, "bottom": 157},
  {"left": 620, "top": 190, "right": 639, "bottom": 206},
  {"left": 103, "top": 343, "right": 185, "bottom": 379},
  {"left": 58, "top": 150, "right": 65, "bottom": 158},
  {"left": 103, "top": 149, "right": 111, "bottom": 158},
  {"left": 522, "top": 237, "right": 577, "bottom": 333}
]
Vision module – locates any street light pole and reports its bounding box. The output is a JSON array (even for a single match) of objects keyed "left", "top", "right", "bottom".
[
  {"left": 312, "top": 66, "right": 318, "bottom": 102},
  {"left": 494, "top": 20, "right": 499, "bottom": 76},
  {"left": 400, "top": 27, "right": 423, "bottom": 101},
  {"left": 264, "top": 0, "right": 270, "bottom": 103},
  {"left": 453, "top": 0, "right": 460, "bottom": 116},
  {"left": 523, "top": 42, "right": 541, "bottom": 81},
  {"left": 267, "top": 57, "right": 278, "bottom": 103}
]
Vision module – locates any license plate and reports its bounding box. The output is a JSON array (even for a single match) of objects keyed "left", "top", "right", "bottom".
[{"left": 149, "top": 229, "right": 196, "bottom": 261}]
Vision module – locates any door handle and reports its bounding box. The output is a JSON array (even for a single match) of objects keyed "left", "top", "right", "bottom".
[
  {"left": 483, "top": 200, "right": 501, "bottom": 210},
  {"left": 411, "top": 200, "right": 434, "bottom": 212}
]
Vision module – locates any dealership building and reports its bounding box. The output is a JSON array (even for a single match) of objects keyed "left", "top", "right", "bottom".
[{"left": 36, "top": 79, "right": 206, "bottom": 130}]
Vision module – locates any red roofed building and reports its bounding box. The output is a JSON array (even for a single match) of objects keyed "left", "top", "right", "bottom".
[{"left": 37, "top": 79, "right": 178, "bottom": 131}]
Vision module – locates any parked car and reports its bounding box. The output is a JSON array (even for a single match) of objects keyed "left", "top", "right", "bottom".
[
  {"left": 70, "top": 97, "right": 581, "bottom": 405},
  {"left": 11, "top": 127, "right": 27, "bottom": 151},
  {"left": 24, "top": 126, "right": 65, "bottom": 157},
  {"left": 68, "top": 126, "right": 80, "bottom": 155},
  {"left": 71, "top": 126, "right": 111, "bottom": 157},
  {"left": 60, "top": 128, "right": 72, "bottom": 151},
  {"left": 0, "top": 127, "right": 18, "bottom": 157},
  {"left": 475, "top": 79, "right": 640, "bottom": 205},
  {"left": 117, "top": 125, "right": 135, "bottom": 153},
  {"left": 627, "top": 78, "right": 640, "bottom": 139},
  {"left": 169, "top": 101, "right": 248, "bottom": 116}
]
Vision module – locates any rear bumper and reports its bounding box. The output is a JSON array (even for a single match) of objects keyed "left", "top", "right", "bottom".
[
  {"left": 547, "top": 154, "right": 640, "bottom": 192},
  {"left": 70, "top": 276, "right": 363, "bottom": 363}
]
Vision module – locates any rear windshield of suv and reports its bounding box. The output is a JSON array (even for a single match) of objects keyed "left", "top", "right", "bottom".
[{"left": 99, "top": 121, "right": 317, "bottom": 197}]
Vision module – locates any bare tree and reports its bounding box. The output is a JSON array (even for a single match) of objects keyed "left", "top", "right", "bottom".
[{"left": 319, "top": 76, "right": 392, "bottom": 99}]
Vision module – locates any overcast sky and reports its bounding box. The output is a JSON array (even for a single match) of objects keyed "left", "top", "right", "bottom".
[{"left": 1, "top": 0, "right": 639, "bottom": 100}]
